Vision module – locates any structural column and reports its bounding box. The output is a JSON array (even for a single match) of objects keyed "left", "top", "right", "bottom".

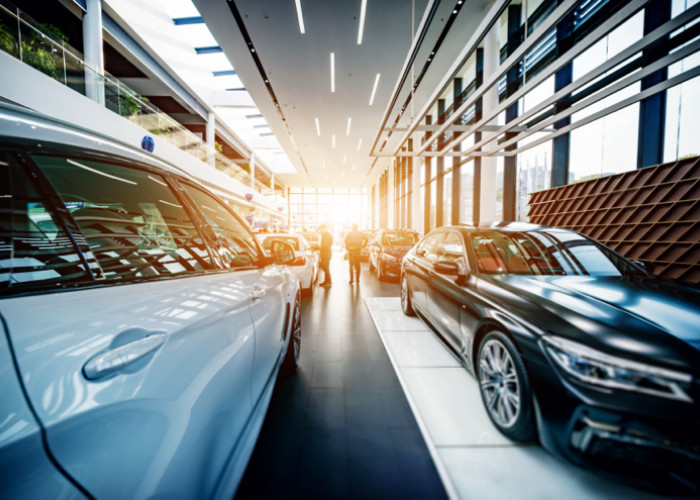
[
  {"left": 552, "top": 12, "right": 575, "bottom": 187},
  {"left": 206, "top": 111, "right": 216, "bottom": 168},
  {"left": 473, "top": 48, "right": 484, "bottom": 225},
  {"left": 423, "top": 116, "right": 433, "bottom": 233},
  {"left": 480, "top": 20, "right": 500, "bottom": 223},
  {"left": 407, "top": 140, "right": 413, "bottom": 229},
  {"left": 436, "top": 99, "right": 445, "bottom": 227},
  {"left": 83, "top": 0, "right": 105, "bottom": 105},
  {"left": 503, "top": 3, "right": 522, "bottom": 222},
  {"left": 637, "top": 0, "right": 671, "bottom": 168},
  {"left": 452, "top": 78, "right": 463, "bottom": 225}
]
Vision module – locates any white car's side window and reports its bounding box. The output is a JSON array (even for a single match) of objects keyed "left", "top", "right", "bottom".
[
  {"left": 33, "top": 154, "right": 215, "bottom": 280},
  {"left": 181, "top": 184, "right": 262, "bottom": 269}
]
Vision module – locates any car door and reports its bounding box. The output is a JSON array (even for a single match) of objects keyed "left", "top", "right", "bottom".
[
  {"left": 406, "top": 231, "right": 445, "bottom": 315},
  {"left": 180, "top": 183, "right": 288, "bottom": 401},
  {"left": 1, "top": 151, "right": 256, "bottom": 499},
  {"left": 426, "top": 231, "right": 471, "bottom": 355}
]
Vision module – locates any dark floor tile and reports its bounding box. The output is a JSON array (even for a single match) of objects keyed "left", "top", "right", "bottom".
[
  {"left": 305, "top": 388, "right": 345, "bottom": 431},
  {"left": 311, "top": 360, "right": 344, "bottom": 388},
  {"left": 348, "top": 454, "right": 407, "bottom": 499}
]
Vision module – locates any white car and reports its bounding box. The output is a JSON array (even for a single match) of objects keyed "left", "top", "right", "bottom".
[
  {"left": 0, "top": 102, "right": 303, "bottom": 499},
  {"left": 260, "top": 234, "right": 319, "bottom": 295}
]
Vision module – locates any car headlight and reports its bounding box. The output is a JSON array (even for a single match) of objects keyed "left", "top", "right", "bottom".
[
  {"left": 381, "top": 253, "right": 400, "bottom": 262},
  {"left": 542, "top": 336, "right": 693, "bottom": 403}
]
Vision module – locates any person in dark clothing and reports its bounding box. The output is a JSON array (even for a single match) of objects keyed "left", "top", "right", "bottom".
[
  {"left": 318, "top": 224, "right": 333, "bottom": 286},
  {"left": 344, "top": 223, "right": 367, "bottom": 284}
]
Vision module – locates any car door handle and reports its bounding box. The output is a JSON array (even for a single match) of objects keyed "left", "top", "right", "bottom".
[{"left": 83, "top": 333, "right": 166, "bottom": 380}]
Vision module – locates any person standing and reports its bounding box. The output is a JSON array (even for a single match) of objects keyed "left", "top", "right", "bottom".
[
  {"left": 318, "top": 224, "right": 333, "bottom": 286},
  {"left": 344, "top": 223, "right": 367, "bottom": 284}
]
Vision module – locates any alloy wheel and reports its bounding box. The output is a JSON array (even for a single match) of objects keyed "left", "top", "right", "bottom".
[{"left": 479, "top": 339, "right": 520, "bottom": 428}]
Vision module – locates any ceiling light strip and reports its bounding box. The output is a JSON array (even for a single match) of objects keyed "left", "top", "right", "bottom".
[
  {"left": 330, "top": 52, "right": 336, "bottom": 92},
  {"left": 315, "top": 117, "right": 321, "bottom": 136},
  {"left": 358, "top": 0, "right": 367, "bottom": 45},
  {"left": 346, "top": 117, "right": 352, "bottom": 136},
  {"left": 295, "top": 0, "right": 306, "bottom": 34},
  {"left": 357, "top": 138, "right": 363, "bottom": 151},
  {"left": 369, "top": 73, "right": 380, "bottom": 105}
]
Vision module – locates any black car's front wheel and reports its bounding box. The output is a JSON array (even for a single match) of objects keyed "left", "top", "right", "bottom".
[
  {"left": 281, "top": 292, "right": 301, "bottom": 375},
  {"left": 401, "top": 274, "right": 415, "bottom": 316},
  {"left": 477, "top": 331, "right": 536, "bottom": 442}
]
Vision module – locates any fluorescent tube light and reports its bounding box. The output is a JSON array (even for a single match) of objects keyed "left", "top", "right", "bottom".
[
  {"left": 346, "top": 117, "right": 352, "bottom": 136},
  {"left": 357, "top": 138, "right": 363, "bottom": 151},
  {"left": 330, "top": 52, "right": 335, "bottom": 92},
  {"left": 357, "top": 0, "right": 367, "bottom": 45},
  {"left": 369, "top": 73, "right": 380, "bottom": 105},
  {"left": 295, "top": 0, "right": 305, "bottom": 34},
  {"left": 315, "top": 117, "right": 321, "bottom": 136}
]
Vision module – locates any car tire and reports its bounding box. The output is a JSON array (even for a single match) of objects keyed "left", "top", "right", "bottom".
[
  {"left": 477, "top": 331, "right": 536, "bottom": 442},
  {"left": 401, "top": 274, "right": 415, "bottom": 316},
  {"left": 281, "top": 293, "right": 301, "bottom": 375}
]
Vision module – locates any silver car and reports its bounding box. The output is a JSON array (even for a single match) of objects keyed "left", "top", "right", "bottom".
[{"left": 0, "top": 103, "right": 302, "bottom": 499}]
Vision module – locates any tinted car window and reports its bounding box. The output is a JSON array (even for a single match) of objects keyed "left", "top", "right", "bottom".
[
  {"left": 382, "top": 231, "right": 419, "bottom": 246},
  {"left": 0, "top": 151, "right": 90, "bottom": 290},
  {"left": 416, "top": 232, "right": 445, "bottom": 262},
  {"left": 262, "top": 236, "right": 301, "bottom": 251},
  {"left": 437, "top": 231, "right": 468, "bottom": 274},
  {"left": 471, "top": 230, "right": 643, "bottom": 276},
  {"left": 182, "top": 184, "right": 262, "bottom": 269},
  {"left": 33, "top": 155, "right": 214, "bottom": 280}
]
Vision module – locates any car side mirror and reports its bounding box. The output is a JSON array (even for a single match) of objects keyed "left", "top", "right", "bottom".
[
  {"left": 634, "top": 260, "right": 648, "bottom": 272},
  {"left": 433, "top": 260, "right": 460, "bottom": 275},
  {"left": 270, "top": 240, "right": 296, "bottom": 265}
]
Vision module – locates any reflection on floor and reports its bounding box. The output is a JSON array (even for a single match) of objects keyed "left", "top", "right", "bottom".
[
  {"left": 235, "top": 256, "right": 446, "bottom": 499},
  {"left": 365, "top": 297, "right": 676, "bottom": 500}
]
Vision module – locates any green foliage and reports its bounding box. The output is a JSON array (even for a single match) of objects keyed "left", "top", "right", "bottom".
[
  {"left": 0, "top": 22, "right": 18, "bottom": 57},
  {"left": 36, "top": 23, "right": 69, "bottom": 44},
  {"left": 119, "top": 92, "right": 149, "bottom": 117},
  {"left": 21, "top": 40, "right": 61, "bottom": 79}
]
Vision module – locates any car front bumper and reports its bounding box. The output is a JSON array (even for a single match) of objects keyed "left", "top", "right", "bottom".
[{"left": 524, "top": 347, "right": 700, "bottom": 492}]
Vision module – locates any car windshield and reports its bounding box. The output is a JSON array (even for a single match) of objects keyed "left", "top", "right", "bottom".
[
  {"left": 470, "top": 230, "right": 645, "bottom": 277},
  {"left": 262, "top": 236, "right": 300, "bottom": 251},
  {"left": 382, "top": 232, "right": 418, "bottom": 246}
]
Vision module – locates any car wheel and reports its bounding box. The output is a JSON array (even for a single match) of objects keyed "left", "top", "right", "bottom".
[
  {"left": 281, "top": 293, "right": 301, "bottom": 375},
  {"left": 477, "top": 331, "right": 536, "bottom": 442},
  {"left": 401, "top": 274, "right": 415, "bottom": 316}
]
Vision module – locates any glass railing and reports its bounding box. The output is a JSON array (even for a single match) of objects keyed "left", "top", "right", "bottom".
[{"left": 0, "top": 0, "right": 276, "bottom": 198}]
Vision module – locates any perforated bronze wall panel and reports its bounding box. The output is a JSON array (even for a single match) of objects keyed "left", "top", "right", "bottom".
[{"left": 528, "top": 158, "right": 700, "bottom": 284}]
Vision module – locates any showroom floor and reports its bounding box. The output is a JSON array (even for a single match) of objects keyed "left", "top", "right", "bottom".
[
  {"left": 235, "top": 252, "right": 446, "bottom": 499},
  {"left": 235, "top": 253, "right": 685, "bottom": 499}
]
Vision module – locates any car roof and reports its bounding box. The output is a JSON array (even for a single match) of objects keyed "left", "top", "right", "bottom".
[{"left": 0, "top": 102, "right": 198, "bottom": 183}]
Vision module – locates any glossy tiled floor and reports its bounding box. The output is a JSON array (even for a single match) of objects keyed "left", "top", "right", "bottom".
[
  {"left": 365, "top": 297, "right": 688, "bottom": 500},
  {"left": 235, "top": 253, "right": 446, "bottom": 499}
]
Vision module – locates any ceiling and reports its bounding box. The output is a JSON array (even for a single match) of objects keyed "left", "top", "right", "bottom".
[{"left": 192, "top": 0, "right": 492, "bottom": 189}]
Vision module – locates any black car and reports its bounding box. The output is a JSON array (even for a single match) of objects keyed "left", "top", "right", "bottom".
[
  {"left": 400, "top": 223, "right": 700, "bottom": 490},
  {"left": 368, "top": 229, "right": 420, "bottom": 280}
]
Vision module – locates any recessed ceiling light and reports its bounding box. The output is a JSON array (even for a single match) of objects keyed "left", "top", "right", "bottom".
[
  {"left": 315, "top": 117, "right": 321, "bottom": 136},
  {"left": 330, "top": 52, "right": 335, "bottom": 93},
  {"left": 294, "top": 0, "right": 305, "bottom": 34},
  {"left": 369, "top": 73, "right": 380, "bottom": 105},
  {"left": 346, "top": 117, "right": 352, "bottom": 136},
  {"left": 357, "top": 0, "right": 367, "bottom": 45},
  {"left": 357, "top": 138, "right": 363, "bottom": 151}
]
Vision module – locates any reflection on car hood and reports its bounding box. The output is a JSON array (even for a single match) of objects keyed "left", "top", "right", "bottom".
[{"left": 488, "top": 275, "right": 700, "bottom": 369}]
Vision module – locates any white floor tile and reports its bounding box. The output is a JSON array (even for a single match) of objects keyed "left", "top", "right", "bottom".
[
  {"left": 439, "top": 446, "right": 665, "bottom": 500},
  {"left": 364, "top": 297, "right": 402, "bottom": 310},
  {"left": 370, "top": 310, "right": 430, "bottom": 331},
  {"left": 382, "top": 331, "right": 461, "bottom": 368},
  {"left": 401, "top": 367, "right": 512, "bottom": 447}
]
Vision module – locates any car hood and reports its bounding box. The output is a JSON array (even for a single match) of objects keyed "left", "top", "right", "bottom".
[
  {"left": 484, "top": 274, "right": 700, "bottom": 371},
  {"left": 382, "top": 245, "right": 413, "bottom": 257}
]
